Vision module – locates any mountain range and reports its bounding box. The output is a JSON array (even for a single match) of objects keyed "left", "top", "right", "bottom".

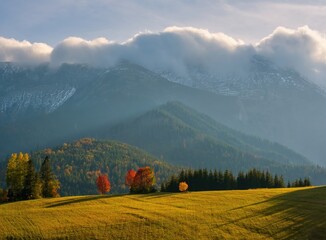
[
  {"left": 0, "top": 61, "right": 239, "bottom": 157},
  {"left": 97, "top": 101, "right": 326, "bottom": 184},
  {"left": 1, "top": 58, "right": 326, "bottom": 170}
]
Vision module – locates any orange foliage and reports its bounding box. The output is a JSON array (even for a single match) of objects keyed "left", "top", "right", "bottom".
[
  {"left": 96, "top": 174, "right": 111, "bottom": 194},
  {"left": 125, "top": 169, "right": 136, "bottom": 187},
  {"left": 131, "top": 167, "right": 155, "bottom": 193},
  {"left": 179, "top": 182, "right": 188, "bottom": 192}
]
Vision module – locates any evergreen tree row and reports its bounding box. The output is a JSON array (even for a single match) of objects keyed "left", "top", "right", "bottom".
[
  {"left": 161, "top": 168, "right": 311, "bottom": 192},
  {"left": 287, "top": 178, "right": 311, "bottom": 188}
]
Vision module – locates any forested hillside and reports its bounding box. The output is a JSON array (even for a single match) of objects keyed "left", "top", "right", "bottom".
[
  {"left": 100, "top": 102, "right": 326, "bottom": 184},
  {"left": 28, "top": 138, "right": 176, "bottom": 195}
]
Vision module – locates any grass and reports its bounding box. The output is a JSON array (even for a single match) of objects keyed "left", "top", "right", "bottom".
[{"left": 0, "top": 187, "right": 325, "bottom": 239}]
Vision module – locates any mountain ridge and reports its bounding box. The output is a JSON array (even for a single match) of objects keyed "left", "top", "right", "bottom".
[
  {"left": 100, "top": 101, "right": 311, "bottom": 167},
  {"left": 97, "top": 101, "right": 326, "bottom": 184},
  {"left": 1, "top": 61, "right": 326, "bottom": 166}
]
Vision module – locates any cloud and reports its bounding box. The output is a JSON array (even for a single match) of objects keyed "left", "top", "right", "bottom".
[
  {"left": 1, "top": 25, "right": 326, "bottom": 88},
  {"left": 256, "top": 26, "right": 326, "bottom": 87},
  {"left": 51, "top": 37, "right": 114, "bottom": 66},
  {"left": 0, "top": 37, "right": 52, "bottom": 65},
  {"left": 120, "top": 27, "right": 253, "bottom": 76},
  {"left": 50, "top": 27, "right": 254, "bottom": 77}
]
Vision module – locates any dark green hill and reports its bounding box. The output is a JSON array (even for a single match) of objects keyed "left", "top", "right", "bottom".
[
  {"left": 156, "top": 102, "right": 311, "bottom": 166},
  {"left": 29, "top": 138, "right": 177, "bottom": 196},
  {"left": 99, "top": 102, "right": 326, "bottom": 184}
]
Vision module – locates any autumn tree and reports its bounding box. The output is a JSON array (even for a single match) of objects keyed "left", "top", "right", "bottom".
[
  {"left": 40, "top": 156, "right": 60, "bottom": 198},
  {"left": 6, "top": 153, "right": 29, "bottom": 201},
  {"left": 125, "top": 169, "right": 136, "bottom": 189},
  {"left": 130, "top": 167, "right": 156, "bottom": 194},
  {"left": 96, "top": 174, "right": 111, "bottom": 194},
  {"left": 0, "top": 188, "right": 8, "bottom": 202},
  {"left": 179, "top": 182, "right": 188, "bottom": 192}
]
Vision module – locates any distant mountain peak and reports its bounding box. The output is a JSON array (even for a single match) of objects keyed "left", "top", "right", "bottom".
[
  {"left": 103, "top": 101, "right": 312, "bottom": 169},
  {"left": 158, "top": 54, "right": 326, "bottom": 99}
]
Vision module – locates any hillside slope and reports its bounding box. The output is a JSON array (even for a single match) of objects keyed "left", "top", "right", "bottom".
[
  {"left": 100, "top": 102, "right": 326, "bottom": 184},
  {"left": 1, "top": 187, "right": 325, "bottom": 239},
  {"left": 28, "top": 138, "right": 176, "bottom": 195}
]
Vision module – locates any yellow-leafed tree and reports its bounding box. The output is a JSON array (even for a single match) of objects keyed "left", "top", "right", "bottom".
[{"left": 6, "top": 152, "right": 30, "bottom": 200}]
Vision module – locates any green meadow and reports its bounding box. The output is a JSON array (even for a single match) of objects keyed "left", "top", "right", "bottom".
[{"left": 1, "top": 187, "right": 325, "bottom": 239}]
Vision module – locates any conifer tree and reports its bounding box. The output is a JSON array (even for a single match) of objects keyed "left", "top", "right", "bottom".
[
  {"left": 265, "top": 171, "right": 274, "bottom": 188},
  {"left": 217, "top": 171, "right": 224, "bottom": 190},
  {"left": 237, "top": 171, "right": 246, "bottom": 189},
  {"left": 33, "top": 174, "right": 43, "bottom": 199},
  {"left": 40, "top": 156, "right": 60, "bottom": 198},
  {"left": 279, "top": 175, "right": 285, "bottom": 188},
  {"left": 22, "top": 159, "right": 36, "bottom": 200},
  {"left": 299, "top": 178, "right": 304, "bottom": 187},
  {"left": 304, "top": 177, "right": 311, "bottom": 186},
  {"left": 213, "top": 169, "right": 218, "bottom": 190},
  {"left": 160, "top": 182, "right": 166, "bottom": 192},
  {"left": 179, "top": 169, "right": 186, "bottom": 182}
]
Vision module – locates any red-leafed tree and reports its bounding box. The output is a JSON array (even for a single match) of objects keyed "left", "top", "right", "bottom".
[
  {"left": 96, "top": 174, "right": 111, "bottom": 194},
  {"left": 130, "top": 167, "right": 156, "bottom": 193},
  {"left": 125, "top": 169, "right": 136, "bottom": 188}
]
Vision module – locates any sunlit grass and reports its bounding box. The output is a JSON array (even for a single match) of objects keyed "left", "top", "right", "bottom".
[{"left": 0, "top": 187, "right": 325, "bottom": 239}]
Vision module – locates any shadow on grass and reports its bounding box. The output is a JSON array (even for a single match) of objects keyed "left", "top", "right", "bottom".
[
  {"left": 45, "top": 194, "right": 127, "bottom": 208},
  {"left": 45, "top": 192, "right": 179, "bottom": 208},
  {"left": 135, "top": 192, "right": 178, "bottom": 199},
  {"left": 209, "top": 187, "right": 326, "bottom": 239},
  {"left": 259, "top": 186, "right": 326, "bottom": 240}
]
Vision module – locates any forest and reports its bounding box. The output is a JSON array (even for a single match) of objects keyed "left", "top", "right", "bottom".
[
  {"left": 161, "top": 168, "right": 311, "bottom": 192},
  {"left": 0, "top": 146, "right": 311, "bottom": 203}
]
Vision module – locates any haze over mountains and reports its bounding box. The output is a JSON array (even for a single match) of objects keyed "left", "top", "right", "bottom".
[
  {"left": 1, "top": 26, "right": 326, "bottom": 185},
  {"left": 1, "top": 58, "right": 326, "bottom": 168},
  {"left": 99, "top": 102, "right": 326, "bottom": 185}
]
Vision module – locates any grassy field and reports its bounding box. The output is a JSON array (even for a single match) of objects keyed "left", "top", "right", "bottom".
[{"left": 0, "top": 187, "right": 325, "bottom": 239}]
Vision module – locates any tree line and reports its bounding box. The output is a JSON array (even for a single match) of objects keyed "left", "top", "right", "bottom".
[
  {"left": 0, "top": 153, "right": 60, "bottom": 202},
  {"left": 0, "top": 152, "right": 312, "bottom": 203},
  {"left": 288, "top": 178, "right": 312, "bottom": 188},
  {"left": 161, "top": 168, "right": 311, "bottom": 192}
]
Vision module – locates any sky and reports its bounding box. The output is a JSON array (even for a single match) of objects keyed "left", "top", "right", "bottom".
[
  {"left": 1, "top": 0, "right": 326, "bottom": 88},
  {"left": 1, "top": 0, "right": 326, "bottom": 46}
]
